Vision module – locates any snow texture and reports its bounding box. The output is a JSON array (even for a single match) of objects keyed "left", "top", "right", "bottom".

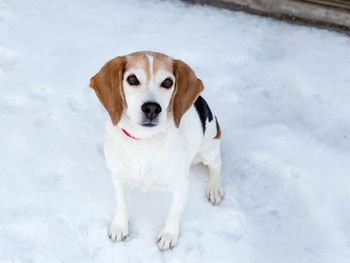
[{"left": 1, "top": 0, "right": 350, "bottom": 262}]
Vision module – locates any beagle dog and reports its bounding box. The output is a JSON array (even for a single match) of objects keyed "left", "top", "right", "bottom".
[{"left": 90, "top": 51, "right": 224, "bottom": 250}]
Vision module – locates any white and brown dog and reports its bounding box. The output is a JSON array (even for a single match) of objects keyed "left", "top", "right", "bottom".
[{"left": 90, "top": 51, "right": 224, "bottom": 250}]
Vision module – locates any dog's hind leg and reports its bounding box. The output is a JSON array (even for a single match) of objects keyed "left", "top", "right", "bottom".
[{"left": 198, "top": 137, "right": 224, "bottom": 205}]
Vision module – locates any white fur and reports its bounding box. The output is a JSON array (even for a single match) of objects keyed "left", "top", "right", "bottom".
[{"left": 104, "top": 54, "right": 224, "bottom": 250}]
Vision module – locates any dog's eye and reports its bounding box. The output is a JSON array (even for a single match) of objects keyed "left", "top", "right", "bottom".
[
  {"left": 161, "top": 78, "right": 173, "bottom": 89},
  {"left": 126, "top": 75, "right": 140, "bottom": 86}
]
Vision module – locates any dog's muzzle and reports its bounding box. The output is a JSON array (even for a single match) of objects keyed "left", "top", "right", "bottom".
[{"left": 141, "top": 102, "right": 161, "bottom": 127}]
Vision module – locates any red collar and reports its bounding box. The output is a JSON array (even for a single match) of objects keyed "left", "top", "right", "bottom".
[{"left": 121, "top": 128, "right": 140, "bottom": 140}]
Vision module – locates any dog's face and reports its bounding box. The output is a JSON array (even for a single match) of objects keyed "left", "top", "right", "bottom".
[
  {"left": 122, "top": 52, "right": 175, "bottom": 129},
  {"left": 90, "top": 51, "right": 204, "bottom": 137}
]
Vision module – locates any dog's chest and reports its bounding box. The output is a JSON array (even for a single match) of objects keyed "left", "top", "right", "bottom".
[{"left": 105, "top": 132, "right": 188, "bottom": 190}]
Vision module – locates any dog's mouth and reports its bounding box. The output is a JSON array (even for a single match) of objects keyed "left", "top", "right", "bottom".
[
  {"left": 142, "top": 122, "right": 157, "bottom": 127},
  {"left": 141, "top": 120, "right": 158, "bottom": 128},
  {"left": 140, "top": 115, "right": 159, "bottom": 127}
]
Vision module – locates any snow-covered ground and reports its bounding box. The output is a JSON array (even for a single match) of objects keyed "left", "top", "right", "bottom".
[{"left": 1, "top": 0, "right": 350, "bottom": 262}]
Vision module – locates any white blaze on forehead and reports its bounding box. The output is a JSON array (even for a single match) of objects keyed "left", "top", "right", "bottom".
[{"left": 147, "top": 54, "right": 154, "bottom": 81}]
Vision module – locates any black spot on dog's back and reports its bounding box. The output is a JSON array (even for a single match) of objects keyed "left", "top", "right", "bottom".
[{"left": 194, "top": 96, "right": 213, "bottom": 134}]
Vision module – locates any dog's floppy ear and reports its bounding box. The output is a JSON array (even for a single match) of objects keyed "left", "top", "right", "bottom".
[
  {"left": 90, "top": 56, "right": 126, "bottom": 125},
  {"left": 172, "top": 59, "right": 204, "bottom": 128}
]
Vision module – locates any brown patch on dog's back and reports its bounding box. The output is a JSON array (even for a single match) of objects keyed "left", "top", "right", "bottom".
[{"left": 214, "top": 117, "right": 221, "bottom": 139}]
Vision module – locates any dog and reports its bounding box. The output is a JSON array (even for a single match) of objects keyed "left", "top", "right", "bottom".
[{"left": 90, "top": 51, "right": 224, "bottom": 250}]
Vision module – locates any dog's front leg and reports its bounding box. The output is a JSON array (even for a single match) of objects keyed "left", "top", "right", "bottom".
[
  {"left": 109, "top": 177, "right": 129, "bottom": 242},
  {"left": 157, "top": 183, "right": 188, "bottom": 250}
]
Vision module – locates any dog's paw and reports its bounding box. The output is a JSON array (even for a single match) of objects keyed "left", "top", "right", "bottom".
[
  {"left": 108, "top": 223, "right": 128, "bottom": 242},
  {"left": 207, "top": 181, "right": 224, "bottom": 205},
  {"left": 156, "top": 231, "right": 179, "bottom": 251}
]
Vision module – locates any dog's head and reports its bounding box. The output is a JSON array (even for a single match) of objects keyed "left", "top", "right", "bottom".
[{"left": 90, "top": 51, "right": 203, "bottom": 137}]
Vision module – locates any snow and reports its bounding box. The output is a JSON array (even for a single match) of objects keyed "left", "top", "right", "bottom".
[{"left": 1, "top": 0, "right": 350, "bottom": 262}]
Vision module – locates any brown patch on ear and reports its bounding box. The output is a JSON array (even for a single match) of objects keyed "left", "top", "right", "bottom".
[
  {"left": 172, "top": 59, "right": 204, "bottom": 128},
  {"left": 214, "top": 117, "right": 221, "bottom": 139},
  {"left": 90, "top": 56, "right": 126, "bottom": 125}
]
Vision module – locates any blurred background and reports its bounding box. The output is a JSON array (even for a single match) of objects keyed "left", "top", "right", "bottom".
[{"left": 185, "top": 0, "right": 350, "bottom": 34}]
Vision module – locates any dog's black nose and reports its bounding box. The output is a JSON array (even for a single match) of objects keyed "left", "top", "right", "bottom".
[{"left": 141, "top": 102, "right": 162, "bottom": 120}]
